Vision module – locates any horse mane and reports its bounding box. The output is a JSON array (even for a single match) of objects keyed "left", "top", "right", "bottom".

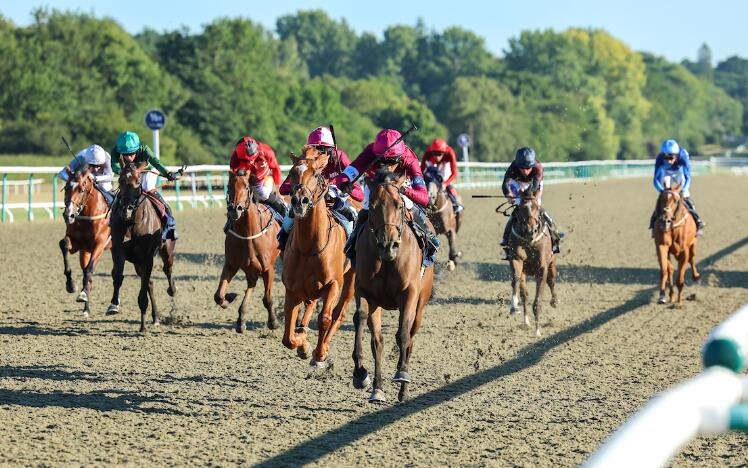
[{"left": 373, "top": 168, "right": 398, "bottom": 185}]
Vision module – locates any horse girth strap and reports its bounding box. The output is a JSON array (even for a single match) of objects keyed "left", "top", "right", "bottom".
[
  {"left": 428, "top": 198, "right": 449, "bottom": 214},
  {"left": 665, "top": 211, "right": 690, "bottom": 230},
  {"left": 76, "top": 212, "right": 108, "bottom": 221},
  {"left": 228, "top": 225, "right": 271, "bottom": 240},
  {"left": 511, "top": 224, "right": 547, "bottom": 244}
]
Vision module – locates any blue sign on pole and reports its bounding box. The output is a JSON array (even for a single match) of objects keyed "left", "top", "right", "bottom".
[
  {"left": 457, "top": 133, "right": 470, "bottom": 148},
  {"left": 144, "top": 109, "right": 166, "bottom": 130}
]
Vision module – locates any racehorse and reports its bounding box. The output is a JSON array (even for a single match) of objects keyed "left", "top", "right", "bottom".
[
  {"left": 424, "top": 166, "right": 461, "bottom": 270},
  {"left": 506, "top": 187, "right": 558, "bottom": 337},
  {"left": 59, "top": 165, "right": 111, "bottom": 317},
  {"left": 214, "top": 169, "right": 281, "bottom": 331},
  {"left": 653, "top": 180, "right": 699, "bottom": 305},
  {"left": 351, "top": 169, "right": 434, "bottom": 403},
  {"left": 107, "top": 162, "right": 177, "bottom": 332},
  {"left": 280, "top": 145, "right": 356, "bottom": 368}
]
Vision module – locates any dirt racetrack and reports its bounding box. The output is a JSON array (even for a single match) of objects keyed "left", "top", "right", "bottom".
[{"left": 1, "top": 175, "right": 747, "bottom": 466}]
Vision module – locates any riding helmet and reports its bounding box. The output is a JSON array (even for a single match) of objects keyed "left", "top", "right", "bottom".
[
  {"left": 515, "top": 147, "right": 536, "bottom": 168},
  {"left": 660, "top": 139, "right": 680, "bottom": 156},
  {"left": 115, "top": 131, "right": 141, "bottom": 155}
]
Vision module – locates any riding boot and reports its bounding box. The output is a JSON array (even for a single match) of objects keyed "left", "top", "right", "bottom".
[
  {"left": 277, "top": 210, "right": 295, "bottom": 251},
  {"left": 109, "top": 196, "right": 120, "bottom": 227},
  {"left": 684, "top": 197, "right": 705, "bottom": 234},
  {"left": 447, "top": 190, "right": 464, "bottom": 213},
  {"left": 262, "top": 193, "right": 288, "bottom": 221},
  {"left": 412, "top": 206, "right": 441, "bottom": 259},
  {"left": 150, "top": 191, "right": 178, "bottom": 241},
  {"left": 541, "top": 208, "right": 563, "bottom": 254},
  {"left": 500, "top": 211, "right": 514, "bottom": 247},
  {"left": 223, "top": 215, "right": 230, "bottom": 234},
  {"left": 345, "top": 209, "right": 369, "bottom": 262}
]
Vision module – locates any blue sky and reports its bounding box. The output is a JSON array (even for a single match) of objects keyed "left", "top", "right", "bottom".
[{"left": 2, "top": 1, "right": 746, "bottom": 63}]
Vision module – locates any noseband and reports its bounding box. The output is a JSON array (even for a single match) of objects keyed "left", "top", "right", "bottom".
[{"left": 659, "top": 189, "right": 688, "bottom": 230}]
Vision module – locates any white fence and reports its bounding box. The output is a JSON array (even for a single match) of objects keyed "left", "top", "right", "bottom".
[
  {"left": 585, "top": 303, "right": 748, "bottom": 467},
  {"left": 1, "top": 157, "right": 745, "bottom": 223}
]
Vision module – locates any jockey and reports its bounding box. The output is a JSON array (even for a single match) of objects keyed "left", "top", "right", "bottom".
[
  {"left": 336, "top": 128, "right": 440, "bottom": 262},
  {"left": 57, "top": 144, "right": 115, "bottom": 206},
  {"left": 499, "top": 147, "right": 563, "bottom": 260},
  {"left": 421, "top": 138, "right": 463, "bottom": 213},
  {"left": 651, "top": 139, "right": 705, "bottom": 236},
  {"left": 277, "top": 126, "right": 363, "bottom": 250},
  {"left": 111, "top": 131, "right": 180, "bottom": 240},
  {"left": 226, "top": 136, "right": 287, "bottom": 231}
]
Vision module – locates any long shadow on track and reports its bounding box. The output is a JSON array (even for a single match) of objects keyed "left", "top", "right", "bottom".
[{"left": 255, "top": 235, "right": 748, "bottom": 467}]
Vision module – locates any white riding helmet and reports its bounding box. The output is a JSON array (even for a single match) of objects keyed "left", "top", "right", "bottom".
[{"left": 79, "top": 144, "right": 109, "bottom": 166}]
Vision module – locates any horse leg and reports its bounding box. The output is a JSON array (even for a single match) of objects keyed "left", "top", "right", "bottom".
[
  {"left": 520, "top": 271, "right": 530, "bottom": 328},
  {"left": 399, "top": 287, "right": 428, "bottom": 402},
  {"left": 668, "top": 260, "right": 675, "bottom": 304},
  {"left": 689, "top": 240, "right": 700, "bottom": 282},
  {"left": 394, "top": 291, "right": 418, "bottom": 402},
  {"left": 282, "top": 290, "right": 310, "bottom": 358},
  {"left": 676, "top": 254, "right": 688, "bottom": 307},
  {"left": 368, "top": 304, "right": 386, "bottom": 403},
  {"left": 548, "top": 259, "right": 559, "bottom": 308},
  {"left": 319, "top": 269, "right": 356, "bottom": 365},
  {"left": 656, "top": 245, "right": 670, "bottom": 304},
  {"left": 509, "top": 260, "right": 523, "bottom": 316},
  {"left": 311, "top": 281, "right": 341, "bottom": 367},
  {"left": 533, "top": 267, "right": 548, "bottom": 337},
  {"left": 445, "top": 229, "right": 457, "bottom": 271},
  {"left": 236, "top": 274, "right": 257, "bottom": 334},
  {"left": 107, "top": 246, "right": 125, "bottom": 315},
  {"left": 60, "top": 237, "right": 76, "bottom": 293},
  {"left": 261, "top": 268, "right": 278, "bottom": 330},
  {"left": 148, "top": 279, "right": 159, "bottom": 326},
  {"left": 77, "top": 250, "right": 92, "bottom": 314},
  {"left": 160, "top": 240, "right": 177, "bottom": 297},
  {"left": 351, "top": 291, "right": 370, "bottom": 389},
  {"left": 214, "top": 262, "right": 239, "bottom": 308},
  {"left": 297, "top": 301, "right": 317, "bottom": 333},
  {"left": 138, "top": 258, "right": 154, "bottom": 333}
]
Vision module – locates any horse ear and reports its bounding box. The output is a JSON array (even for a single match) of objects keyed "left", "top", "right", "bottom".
[
  {"left": 289, "top": 152, "right": 300, "bottom": 165},
  {"left": 313, "top": 154, "right": 329, "bottom": 172},
  {"left": 396, "top": 172, "right": 407, "bottom": 186}
]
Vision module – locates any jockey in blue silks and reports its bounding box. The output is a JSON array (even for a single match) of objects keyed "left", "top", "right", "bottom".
[{"left": 650, "top": 139, "right": 705, "bottom": 236}]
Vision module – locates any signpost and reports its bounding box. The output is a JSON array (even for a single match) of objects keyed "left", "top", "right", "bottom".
[
  {"left": 457, "top": 133, "right": 471, "bottom": 186},
  {"left": 144, "top": 109, "right": 166, "bottom": 158}
]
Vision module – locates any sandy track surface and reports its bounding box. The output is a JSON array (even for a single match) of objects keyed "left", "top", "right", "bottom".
[{"left": 0, "top": 175, "right": 746, "bottom": 466}]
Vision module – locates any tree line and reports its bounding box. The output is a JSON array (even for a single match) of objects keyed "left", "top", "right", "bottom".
[{"left": 0, "top": 9, "right": 745, "bottom": 164}]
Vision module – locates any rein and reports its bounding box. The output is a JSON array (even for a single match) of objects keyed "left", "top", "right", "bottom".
[
  {"left": 66, "top": 176, "right": 108, "bottom": 222},
  {"left": 227, "top": 175, "right": 273, "bottom": 240},
  {"left": 292, "top": 172, "right": 337, "bottom": 257}
]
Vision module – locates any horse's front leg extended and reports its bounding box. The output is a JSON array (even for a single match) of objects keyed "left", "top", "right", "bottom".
[
  {"left": 675, "top": 253, "right": 688, "bottom": 306},
  {"left": 312, "top": 281, "right": 340, "bottom": 366},
  {"left": 78, "top": 250, "right": 92, "bottom": 316},
  {"left": 261, "top": 268, "right": 278, "bottom": 330},
  {"left": 214, "top": 262, "right": 239, "bottom": 308},
  {"left": 160, "top": 239, "right": 177, "bottom": 297},
  {"left": 509, "top": 259, "right": 523, "bottom": 315},
  {"left": 322, "top": 269, "right": 356, "bottom": 358},
  {"left": 368, "top": 305, "right": 385, "bottom": 403},
  {"left": 236, "top": 274, "right": 257, "bottom": 334},
  {"left": 351, "top": 291, "right": 370, "bottom": 389},
  {"left": 107, "top": 246, "right": 125, "bottom": 315},
  {"left": 138, "top": 258, "right": 154, "bottom": 333},
  {"left": 60, "top": 237, "right": 75, "bottom": 293},
  {"left": 393, "top": 290, "right": 418, "bottom": 402},
  {"left": 446, "top": 229, "right": 458, "bottom": 270},
  {"left": 656, "top": 245, "right": 670, "bottom": 304},
  {"left": 282, "top": 290, "right": 309, "bottom": 357},
  {"left": 533, "top": 267, "right": 548, "bottom": 337}
]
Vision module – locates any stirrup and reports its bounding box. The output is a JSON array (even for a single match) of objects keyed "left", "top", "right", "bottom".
[{"left": 501, "top": 248, "right": 511, "bottom": 261}]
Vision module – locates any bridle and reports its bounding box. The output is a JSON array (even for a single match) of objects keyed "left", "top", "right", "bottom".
[
  {"left": 369, "top": 181, "right": 405, "bottom": 247},
  {"left": 511, "top": 197, "right": 546, "bottom": 245},
  {"left": 291, "top": 167, "right": 336, "bottom": 256},
  {"left": 226, "top": 173, "right": 273, "bottom": 240},
  {"left": 659, "top": 189, "right": 688, "bottom": 230},
  {"left": 65, "top": 173, "right": 107, "bottom": 222}
]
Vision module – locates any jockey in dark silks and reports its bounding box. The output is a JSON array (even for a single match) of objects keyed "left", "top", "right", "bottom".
[
  {"left": 111, "top": 131, "right": 180, "bottom": 240},
  {"left": 650, "top": 139, "right": 705, "bottom": 237},
  {"left": 499, "top": 147, "right": 564, "bottom": 260}
]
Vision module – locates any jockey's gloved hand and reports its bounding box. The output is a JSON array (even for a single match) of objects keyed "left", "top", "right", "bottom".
[
  {"left": 398, "top": 185, "right": 407, "bottom": 195},
  {"left": 339, "top": 181, "right": 353, "bottom": 195},
  {"left": 166, "top": 172, "right": 179, "bottom": 181}
]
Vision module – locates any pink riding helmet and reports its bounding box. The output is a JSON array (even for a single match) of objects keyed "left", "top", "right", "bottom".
[
  {"left": 373, "top": 129, "right": 404, "bottom": 157},
  {"left": 307, "top": 127, "right": 335, "bottom": 147}
]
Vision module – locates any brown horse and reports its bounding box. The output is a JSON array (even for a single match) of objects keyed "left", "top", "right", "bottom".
[
  {"left": 280, "top": 145, "right": 356, "bottom": 368},
  {"left": 424, "top": 166, "right": 461, "bottom": 270},
  {"left": 214, "top": 170, "right": 281, "bottom": 331},
  {"left": 653, "top": 181, "right": 699, "bottom": 305},
  {"left": 59, "top": 165, "right": 111, "bottom": 317},
  {"left": 506, "top": 187, "right": 558, "bottom": 337},
  {"left": 351, "top": 169, "right": 434, "bottom": 403},
  {"left": 108, "top": 163, "right": 177, "bottom": 332}
]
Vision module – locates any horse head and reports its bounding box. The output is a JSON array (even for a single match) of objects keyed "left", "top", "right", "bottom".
[
  {"left": 368, "top": 168, "right": 407, "bottom": 262},
  {"left": 64, "top": 165, "right": 93, "bottom": 224},
  {"left": 657, "top": 180, "right": 683, "bottom": 231},
  {"left": 423, "top": 166, "right": 443, "bottom": 208},
  {"left": 227, "top": 169, "right": 257, "bottom": 222},
  {"left": 514, "top": 185, "right": 542, "bottom": 240},
  {"left": 288, "top": 145, "right": 329, "bottom": 219}
]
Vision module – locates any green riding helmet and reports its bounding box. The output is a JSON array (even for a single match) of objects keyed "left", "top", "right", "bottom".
[{"left": 116, "top": 131, "right": 141, "bottom": 154}]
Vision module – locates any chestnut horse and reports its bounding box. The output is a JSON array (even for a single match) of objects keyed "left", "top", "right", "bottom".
[
  {"left": 351, "top": 169, "right": 434, "bottom": 403},
  {"left": 653, "top": 181, "right": 699, "bottom": 305},
  {"left": 424, "top": 166, "right": 461, "bottom": 270},
  {"left": 214, "top": 170, "right": 281, "bottom": 331},
  {"left": 108, "top": 163, "right": 177, "bottom": 332},
  {"left": 506, "top": 187, "right": 558, "bottom": 337},
  {"left": 281, "top": 145, "right": 356, "bottom": 368},
  {"left": 59, "top": 165, "right": 111, "bottom": 317}
]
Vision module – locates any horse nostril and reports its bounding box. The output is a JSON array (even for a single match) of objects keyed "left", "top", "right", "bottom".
[
  {"left": 302, "top": 197, "right": 310, "bottom": 205},
  {"left": 291, "top": 196, "right": 299, "bottom": 206}
]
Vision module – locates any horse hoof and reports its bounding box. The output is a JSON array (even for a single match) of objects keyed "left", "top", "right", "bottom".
[
  {"left": 550, "top": 297, "right": 558, "bottom": 308},
  {"left": 297, "top": 342, "right": 312, "bottom": 360},
  {"left": 353, "top": 370, "right": 371, "bottom": 389},
  {"left": 392, "top": 370, "right": 411, "bottom": 383},
  {"left": 446, "top": 260, "right": 455, "bottom": 271},
  {"left": 167, "top": 286, "right": 176, "bottom": 297},
  {"left": 309, "top": 359, "right": 328, "bottom": 370},
  {"left": 153, "top": 321, "right": 160, "bottom": 328},
  {"left": 657, "top": 294, "right": 668, "bottom": 304},
  {"left": 82, "top": 311, "right": 90, "bottom": 318},
  {"left": 236, "top": 325, "right": 245, "bottom": 334},
  {"left": 523, "top": 315, "right": 531, "bottom": 327},
  {"left": 456, "top": 251, "right": 463, "bottom": 258},
  {"left": 76, "top": 291, "right": 88, "bottom": 303},
  {"left": 368, "top": 389, "right": 386, "bottom": 403},
  {"left": 225, "top": 293, "right": 238, "bottom": 304},
  {"left": 106, "top": 304, "right": 120, "bottom": 315},
  {"left": 65, "top": 280, "right": 76, "bottom": 294},
  {"left": 267, "top": 318, "right": 280, "bottom": 330},
  {"left": 509, "top": 306, "right": 520, "bottom": 316},
  {"left": 535, "top": 328, "right": 542, "bottom": 338}
]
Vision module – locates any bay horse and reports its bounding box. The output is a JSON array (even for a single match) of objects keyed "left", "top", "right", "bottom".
[
  {"left": 108, "top": 162, "right": 177, "bottom": 333},
  {"left": 351, "top": 169, "right": 435, "bottom": 403},
  {"left": 281, "top": 145, "right": 356, "bottom": 368},
  {"left": 214, "top": 169, "right": 280, "bottom": 331},
  {"left": 59, "top": 165, "right": 111, "bottom": 317},
  {"left": 506, "top": 187, "right": 558, "bottom": 337},
  {"left": 424, "top": 166, "right": 461, "bottom": 270},
  {"left": 653, "top": 180, "right": 699, "bottom": 305}
]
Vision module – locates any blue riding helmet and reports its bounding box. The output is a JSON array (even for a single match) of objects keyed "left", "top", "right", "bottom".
[
  {"left": 515, "top": 147, "right": 536, "bottom": 168},
  {"left": 660, "top": 139, "right": 680, "bottom": 156}
]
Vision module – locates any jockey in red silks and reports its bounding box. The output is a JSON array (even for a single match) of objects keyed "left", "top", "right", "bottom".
[
  {"left": 276, "top": 126, "right": 364, "bottom": 250},
  {"left": 335, "top": 128, "right": 440, "bottom": 262},
  {"left": 225, "top": 136, "right": 287, "bottom": 231},
  {"left": 421, "top": 138, "right": 463, "bottom": 213}
]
